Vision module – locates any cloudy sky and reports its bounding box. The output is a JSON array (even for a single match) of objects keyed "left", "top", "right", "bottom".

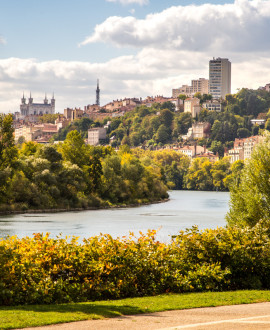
[{"left": 1, "top": 0, "right": 270, "bottom": 113}]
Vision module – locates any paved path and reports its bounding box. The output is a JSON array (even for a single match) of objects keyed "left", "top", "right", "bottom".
[{"left": 22, "top": 302, "right": 270, "bottom": 330}]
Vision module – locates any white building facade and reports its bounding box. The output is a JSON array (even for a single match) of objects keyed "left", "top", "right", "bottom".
[{"left": 20, "top": 93, "right": 55, "bottom": 117}]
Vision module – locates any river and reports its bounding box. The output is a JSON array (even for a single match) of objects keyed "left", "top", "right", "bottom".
[{"left": 0, "top": 190, "right": 230, "bottom": 242}]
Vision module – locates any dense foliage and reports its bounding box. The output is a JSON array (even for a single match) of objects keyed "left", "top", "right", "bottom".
[
  {"left": 1, "top": 223, "right": 270, "bottom": 305},
  {"left": 227, "top": 133, "right": 270, "bottom": 228},
  {"left": 132, "top": 149, "right": 241, "bottom": 192},
  {"left": 104, "top": 104, "right": 192, "bottom": 147},
  {"left": 0, "top": 117, "right": 168, "bottom": 212}
]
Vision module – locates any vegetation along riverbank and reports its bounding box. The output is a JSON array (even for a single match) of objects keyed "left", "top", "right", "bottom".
[
  {"left": 1, "top": 114, "right": 242, "bottom": 214},
  {"left": 1, "top": 224, "right": 270, "bottom": 306}
]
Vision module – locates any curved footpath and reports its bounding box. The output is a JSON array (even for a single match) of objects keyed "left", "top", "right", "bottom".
[{"left": 20, "top": 302, "right": 270, "bottom": 330}]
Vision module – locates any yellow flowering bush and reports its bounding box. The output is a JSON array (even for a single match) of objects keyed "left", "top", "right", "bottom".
[{"left": 0, "top": 224, "right": 270, "bottom": 306}]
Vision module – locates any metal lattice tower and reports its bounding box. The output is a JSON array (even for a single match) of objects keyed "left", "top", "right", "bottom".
[{"left": 96, "top": 79, "right": 100, "bottom": 106}]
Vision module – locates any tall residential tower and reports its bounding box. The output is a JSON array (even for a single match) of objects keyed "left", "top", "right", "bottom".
[{"left": 209, "top": 58, "right": 231, "bottom": 99}]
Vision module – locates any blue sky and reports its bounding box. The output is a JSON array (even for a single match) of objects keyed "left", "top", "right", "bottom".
[{"left": 0, "top": 0, "right": 269, "bottom": 113}]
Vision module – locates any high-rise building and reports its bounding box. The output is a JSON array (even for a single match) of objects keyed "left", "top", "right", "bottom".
[{"left": 209, "top": 58, "right": 231, "bottom": 99}]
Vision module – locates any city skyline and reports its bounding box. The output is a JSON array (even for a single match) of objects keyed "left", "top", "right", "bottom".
[{"left": 1, "top": 0, "right": 270, "bottom": 113}]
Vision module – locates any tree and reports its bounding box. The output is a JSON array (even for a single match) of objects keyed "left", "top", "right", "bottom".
[
  {"left": 194, "top": 92, "right": 202, "bottom": 100},
  {"left": 0, "top": 114, "right": 18, "bottom": 170},
  {"left": 20, "top": 141, "right": 39, "bottom": 157},
  {"left": 226, "top": 133, "right": 270, "bottom": 228},
  {"left": 237, "top": 128, "right": 250, "bottom": 138},
  {"left": 155, "top": 125, "right": 170, "bottom": 144},
  {"left": 210, "top": 141, "right": 224, "bottom": 157},
  {"left": 160, "top": 101, "right": 175, "bottom": 112},
  {"left": 185, "top": 158, "right": 214, "bottom": 191},
  {"left": 174, "top": 112, "right": 192, "bottom": 135},
  {"left": 265, "top": 119, "right": 270, "bottom": 131},
  {"left": 17, "top": 136, "right": 26, "bottom": 145},
  {"left": 211, "top": 157, "right": 231, "bottom": 191},
  {"left": 252, "top": 125, "right": 260, "bottom": 136},
  {"left": 178, "top": 94, "right": 187, "bottom": 101},
  {"left": 39, "top": 114, "right": 58, "bottom": 124},
  {"left": 160, "top": 109, "right": 174, "bottom": 127},
  {"left": 223, "top": 160, "right": 244, "bottom": 189},
  {"left": 59, "top": 130, "right": 89, "bottom": 167}
]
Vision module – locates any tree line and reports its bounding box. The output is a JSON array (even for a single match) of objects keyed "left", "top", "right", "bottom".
[{"left": 0, "top": 114, "right": 168, "bottom": 212}]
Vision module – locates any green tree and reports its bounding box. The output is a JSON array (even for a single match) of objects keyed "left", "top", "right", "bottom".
[
  {"left": 17, "top": 136, "right": 26, "bottom": 145},
  {"left": 178, "top": 94, "right": 187, "bottom": 101},
  {"left": 211, "top": 157, "right": 231, "bottom": 191},
  {"left": 160, "top": 109, "right": 174, "bottom": 127},
  {"left": 223, "top": 160, "right": 244, "bottom": 189},
  {"left": 265, "top": 119, "right": 270, "bottom": 131},
  {"left": 226, "top": 133, "right": 270, "bottom": 228},
  {"left": 155, "top": 124, "right": 170, "bottom": 144},
  {"left": 185, "top": 158, "right": 214, "bottom": 191},
  {"left": 0, "top": 114, "right": 18, "bottom": 169},
  {"left": 174, "top": 112, "right": 192, "bottom": 135},
  {"left": 210, "top": 141, "right": 224, "bottom": 158},
  {"left": 39, "top": 114, "right": 59, "bottom": 124},
  {"left": 59, "top": 130, "right": 89, "bottom": 167},
  {"left": 160, "top": 101, "right": 175, "bottom": 112},
  {"left": 237, "top": 127, "right": 250, "bottom": 138}
]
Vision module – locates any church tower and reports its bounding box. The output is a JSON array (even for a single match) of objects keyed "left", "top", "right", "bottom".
[
  {"left": 51, "top": 93, "right": 55, "bottom": 113},
  {"left": 29, "top": 92, "right": 33, "bottom": 104},
  {"left": 21, "top": 92, "right": 26, "bottom": 104},
  {"left": 44, "top": 93, "right": 48, "bottom": 104},
  {"left": 96, "top": 79, "right": 100, "bottom": 106}
]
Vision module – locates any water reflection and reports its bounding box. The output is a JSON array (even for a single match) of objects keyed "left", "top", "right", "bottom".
[{"left": 0, "top": 191, "right": 230, "bottom": 242}]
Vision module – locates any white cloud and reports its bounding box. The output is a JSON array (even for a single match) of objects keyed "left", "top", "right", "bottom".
[
  {"left": 1, "top": 51, "right": 270, "bottom": 114},
  {"left": 106, "top": 0, "right": 148, "bottom": 5},
  {"left": 80, "top": 0, "right": 270, "bottom": 52},
  {"left": 2, "top": 1, "right": 270, "bottom": 114}
]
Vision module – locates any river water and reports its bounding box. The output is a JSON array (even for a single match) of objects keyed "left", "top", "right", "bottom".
[{"left": 0, "top": 191, "right": 230, "bottom": 242}]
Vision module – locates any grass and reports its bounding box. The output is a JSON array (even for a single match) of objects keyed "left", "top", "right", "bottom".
[{"left": 1, "top": 290, "right": 270, "bottom": 329}]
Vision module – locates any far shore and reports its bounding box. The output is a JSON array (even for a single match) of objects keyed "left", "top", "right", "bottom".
[{"left": 0, "top": 198, "right": 170, "bottom": 216}]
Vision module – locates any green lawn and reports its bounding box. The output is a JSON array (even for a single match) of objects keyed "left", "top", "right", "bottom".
[{"left": 1, "top": 290, "right": 270, "bottom": 329}]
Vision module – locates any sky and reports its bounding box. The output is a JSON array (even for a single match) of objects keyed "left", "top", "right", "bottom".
[{"left": 1, "top": 0, "right": 270, "bottom": 113}]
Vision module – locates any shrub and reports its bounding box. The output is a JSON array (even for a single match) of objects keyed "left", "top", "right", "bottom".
[{"left": 0, "top": 224, "right": 270, "bottom": 306}]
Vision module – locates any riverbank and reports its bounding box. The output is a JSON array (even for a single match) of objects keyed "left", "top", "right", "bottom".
[{"left": 0, "top": 198, "right": 169, "bottom": 216}]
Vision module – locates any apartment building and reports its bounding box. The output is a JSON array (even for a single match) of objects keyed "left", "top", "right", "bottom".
[
  {"left": 15, "top": 123, "right": 58, "bottom": 143},
  {"left": 87, "top": 127, "right": 107, "bottom": 146},
  {"left": 191, "top": 122, "right": 211, "bottom": 139},
  {"left": 191, "top": 78, "right": 209, "bottom": 95},
  {"left": 202, "top": 99, "right": 222, "bottom": 112},
  {"left": 209, "top": 58, "right": 231, "bottom": 99},
  {"left": 228, "top": 136, "right": 263, "bottom": 163},
  {"left": 178, "top": 145, "right": 214, "bottom": 160},
  {"left": 172, "top": 78, "right": 209, "bottom": 98},
  {"left": 184, "top": 98, "right": 201, "bottom": 117},
  {"left": 172, "top": 85, "right": 193, "bottom": 98}
]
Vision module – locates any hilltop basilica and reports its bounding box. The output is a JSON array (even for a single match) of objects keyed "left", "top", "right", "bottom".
[{"left": 20, "top": 93, "right": 55, "bottom": 117}]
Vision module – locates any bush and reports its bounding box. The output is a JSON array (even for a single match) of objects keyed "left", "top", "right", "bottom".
[{"left": 1, "top": 223, "right": 270, "bottom": 306}]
